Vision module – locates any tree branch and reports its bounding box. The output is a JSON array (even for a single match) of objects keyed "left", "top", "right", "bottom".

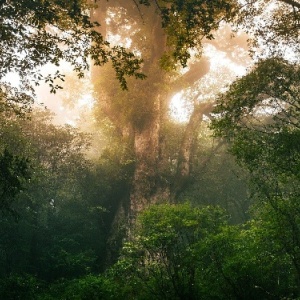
[{"left": 278, "top": 0, "right": 300, "bottom": 9}]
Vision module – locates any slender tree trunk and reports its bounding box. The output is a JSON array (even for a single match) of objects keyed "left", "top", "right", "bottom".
[
  {"left": 278, "top": 0, "right": 300, "bottom": 9},
  {"left": 171, "top": 101, "right": 213, "bottom": 201}
]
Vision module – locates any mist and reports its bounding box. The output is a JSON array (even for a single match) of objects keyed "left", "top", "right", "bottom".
[{"left": 1, "top": 1, "right": 299, "bottom": 299}]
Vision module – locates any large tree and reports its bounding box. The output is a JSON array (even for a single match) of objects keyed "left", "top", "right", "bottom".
[
  {"left": 212, "top": 57, "right": 300, "bottom": 287},
  {"left": 88, "top": 0, "right": 300, "bottom": 264},
  {"left": 91, "top": 0, "right": 243, "bottom": 224},
  {"left": 211, "top": 0, "right": 300, "bottom": 286}
]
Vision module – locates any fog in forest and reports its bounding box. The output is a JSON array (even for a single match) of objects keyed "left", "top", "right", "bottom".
[{"left": 1, "top": 1, "right": 300, "bottom": 299}]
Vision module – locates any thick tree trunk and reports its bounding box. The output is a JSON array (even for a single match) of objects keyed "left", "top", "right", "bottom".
[
  {"left": 126, "top": 6, "right": 169, "bottom": 219},
  {"left": 130, "top": 107, "right": 160, "bottom": 212},
  {"left": 91, "top": 2, "right": 170, "bottom": 252},
  {"left": 130, "top": 92, "right": 170, "bottom": 219}
]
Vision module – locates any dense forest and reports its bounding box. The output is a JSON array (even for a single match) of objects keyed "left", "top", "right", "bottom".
[{"left": 0, "top": 0, "right": 300, "bottom": 299}]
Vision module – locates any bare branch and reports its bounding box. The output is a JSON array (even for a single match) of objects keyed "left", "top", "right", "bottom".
[{"left": 278, "top": 0, "right": 300, "bottom": 9}]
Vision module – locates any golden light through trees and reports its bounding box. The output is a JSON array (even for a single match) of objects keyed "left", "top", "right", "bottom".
[{"left": 1, "top": 1, "right": 300, "bottom": 298}]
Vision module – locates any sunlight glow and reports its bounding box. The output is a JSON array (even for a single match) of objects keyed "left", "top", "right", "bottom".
[
  {"left": 78, "top": 94, "right": 94, "bottom": 109},
  {"left": 55, "top": 93, "right": 95, "bottom": 126},
  {"left": 169, "top": 92, "right": 191, "bottom": 123},
  {"left": 169, "top": 45, "right": 248, "bottom": 123},
  {"left": 3, "top": 72, "right": 21, "bottom": 88},
  {"left": 206, "top": 45, "right": 247, "bottom": 77}
]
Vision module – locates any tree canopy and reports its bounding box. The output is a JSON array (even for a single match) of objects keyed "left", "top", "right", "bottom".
[{"left": 0, "top": 0, "right": 146, "bottom": 113}]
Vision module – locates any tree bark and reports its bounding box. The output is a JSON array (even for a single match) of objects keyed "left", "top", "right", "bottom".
[
  {"left": 127, "top": 6, "right": 170, "bottom": 219},
  {"left": 130, "top": 94, "right": 161, "bottom": 214}
]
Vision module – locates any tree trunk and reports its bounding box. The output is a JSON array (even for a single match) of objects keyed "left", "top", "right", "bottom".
[{"left": 171, "top": 100, "right": 213, "bottom": 201}]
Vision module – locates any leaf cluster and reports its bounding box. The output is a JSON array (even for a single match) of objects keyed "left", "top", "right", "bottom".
[
  {"left": 100, "top": 202, "right": 300, "bottom": 299},
  {"left": 0, "top": 149, "right": 31, "bottom": 214},
  {"left": 212, "top": 58, "right": 300, "bottom": 138},
  {"left": 157, "top": 0, "right": 239, "bottom": 68},
  {"left": 0, "top": 0, "right": 145, "bottom": 111}
]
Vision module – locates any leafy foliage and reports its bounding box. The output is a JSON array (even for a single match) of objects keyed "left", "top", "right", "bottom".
[
  {"left": 107, "top": 203, "right": 228, "bottom": 299},
  {"left": 0, "top": 110, "right": 102, "bottom": 280},
  {"left": 236, "top": 0, "right": 300, "bottom": 59},
  {"left": 156, "top": 0, "right": 239, "bottom": 68},
  {"left": 0, "top": 149, "right": 30, "bottom": 214},
  {"left": 211, "top": 54, "right": 300, "bottom": 297},
  {"left": 212, "top": 58, "right": 300, "bottom": 199},
  {"left": 93, "top": 203, "right": 300, "bottom": 299},
  {"left": 0, "top": 0, "right": 145, "bottom": 112},
  {"left": 0, "top": 273, "right": 41, "bottom": 300}
]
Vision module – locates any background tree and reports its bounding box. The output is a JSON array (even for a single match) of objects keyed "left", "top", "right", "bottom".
[
  {"left": 236, "top": 0, "right": 300, "bottom": 60},
  {"left": 0, "top": 109, "right": 120, "bottom": 282},
  {"left": 0, "top": 149, "right": 30, "bottom": 214},
  {"left": 212, "top": 57, "right": 300, "bottom": 293}
]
